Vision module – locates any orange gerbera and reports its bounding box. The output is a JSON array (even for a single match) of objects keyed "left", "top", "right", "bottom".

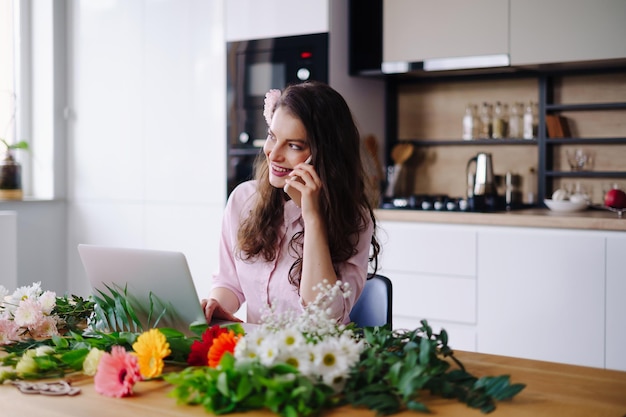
[{"left": 207, "top": 330, "right": 241, "bottom": 368}]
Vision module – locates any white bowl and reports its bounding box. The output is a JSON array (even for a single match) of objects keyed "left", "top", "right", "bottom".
[{"left": 544, "top": 199, "right": 589, "bottom": 213}]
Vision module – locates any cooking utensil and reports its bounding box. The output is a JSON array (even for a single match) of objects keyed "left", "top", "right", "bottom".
[
  {"left": 364, "top": 135, "right": 384, "bottom": 180},
  {"left": 384, "top": 142, "right": 414, "bottom": 197}
]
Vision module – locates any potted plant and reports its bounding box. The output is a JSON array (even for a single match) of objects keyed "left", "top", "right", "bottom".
[{"left": 0, "top": 138, "right": 29, "bottom": 200}]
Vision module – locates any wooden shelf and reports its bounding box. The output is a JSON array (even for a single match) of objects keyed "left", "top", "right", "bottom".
[
  {"left": 402, "top": 139, "right": 537, "bottom": 146},
  {"left": 546, "top": 137, "right": 626, "bottom": 145},
  {"left": 546, "top": 171, "right": 626, "bottom": 178},
  {"left": 546, "top": 102, "right": 626, "bottom": 112}
]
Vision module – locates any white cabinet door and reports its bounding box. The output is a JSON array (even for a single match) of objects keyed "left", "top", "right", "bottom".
[
  {"left": 226, "top": 0, "right": 329, "bottom": 41},
  {"left": 606, "top": 234, "right": 626, "bottom": 371},
  {"left": 477, "top": 227, "right": 605, "bottom": 368},
  {"left": 510, "top": 0, "right": 626, "bottom": 65},
  {"left": 383, "top": 0, "right": 508, "bottom": 63}
]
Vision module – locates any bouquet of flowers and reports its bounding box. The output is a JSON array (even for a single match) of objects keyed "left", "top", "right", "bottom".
[
  {"left": 0, "top": 282, "right": 93, "bottom": 345},
  {"left": 0, "top": 281, "right": 525, "bottom": 415}
]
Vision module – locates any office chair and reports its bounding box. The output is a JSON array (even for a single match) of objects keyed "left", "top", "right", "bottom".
[{"left": 349, "top": 274, "right": 393, "bottom": 328}]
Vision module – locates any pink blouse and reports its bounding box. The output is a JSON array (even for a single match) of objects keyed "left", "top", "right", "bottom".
[{"left": 211, "top": 181, "right": 373, "bottom": 324}]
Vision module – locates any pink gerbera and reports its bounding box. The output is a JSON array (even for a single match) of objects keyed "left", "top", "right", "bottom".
[{"left": 94, "top": 346, "right": 142, "bottom": 397}]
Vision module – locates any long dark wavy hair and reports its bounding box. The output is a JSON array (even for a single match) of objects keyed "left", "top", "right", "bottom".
[{"left": 237, "top": 81, "right": 380, "bottom": 289}]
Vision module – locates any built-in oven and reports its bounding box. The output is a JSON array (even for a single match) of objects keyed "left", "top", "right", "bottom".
[{"left": 226, "top": 32, "right": 328, "bottom": 195}]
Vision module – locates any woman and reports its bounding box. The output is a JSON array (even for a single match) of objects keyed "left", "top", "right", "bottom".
[{"left": 202, "top": 81, "right": 380, "bottom": 324}]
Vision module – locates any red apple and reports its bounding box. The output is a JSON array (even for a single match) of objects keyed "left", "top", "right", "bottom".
[{"left": 604, "top": 188, "right": 626, "bottom": 209}]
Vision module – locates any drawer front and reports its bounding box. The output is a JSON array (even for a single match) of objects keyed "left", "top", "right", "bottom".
[
  {"left": 387, "top": 270, "right": 476, "bottom": 325},
  {"left": 378, "top": 221, "right": 477, "bottom": 277}
]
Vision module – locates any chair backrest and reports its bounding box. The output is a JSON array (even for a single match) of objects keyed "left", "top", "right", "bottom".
[{"left": 349, "top": 274, "right": 393, "bottom": 328}]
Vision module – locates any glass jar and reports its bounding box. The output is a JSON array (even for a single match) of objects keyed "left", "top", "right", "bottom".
[
  {"left": 462, "top": 103, "right": 479, "bottom": 140},
  {"left": 508, "top": 102, "right": 523, "bottom": 138},
  {"left": 478, "top": 102, "right": 492, "bottom": 139},
  {"left": 492, "top": 101, "right": 508, "bottom": 139},
  {"left": 523, "top": 101, "right": 538, "bottom": 139}
]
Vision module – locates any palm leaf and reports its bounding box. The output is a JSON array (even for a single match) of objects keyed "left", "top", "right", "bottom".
[{"left": 89, "top": 284, "right": 175, "bottom": 333}]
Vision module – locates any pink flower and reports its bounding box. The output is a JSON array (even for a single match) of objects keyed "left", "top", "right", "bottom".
[
  {"left": 28, "top": 315, "right": 59, "bottom": 340},
  {"left": 0, "top": 318, "right": 20, "bottom": 345},
  {"left": 94, "top": 346, "right": 142, "bottom": 397},
  {"left": 13, "top": 299, "right": 44, "bottom": 328},
  {"left": 263, "top": 89, "right": 281, "bottom": 126}
]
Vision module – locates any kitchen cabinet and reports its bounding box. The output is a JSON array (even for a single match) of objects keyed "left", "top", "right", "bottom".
[
  {"left": 606, "top": 235, "right": 626, "bottom": 371},
  {"left": 381, "top": 0, "right": 626, "bottom": 71},
  {"left": 225, "top": 0, "right": 328, "bottom": 42},
  {"left": 377, "top": 220, "right": 478, "bottom": 351},
  {"left": 377, "top": 218, "right": 626, "bottom": 369},
  {"left": 383, "top": 0, "right": 508, "bottom": 69},
  {"left": 510, "top": 0, "right": 626, "bottom": 66},
  {"left": 476, "top": 226, "right": 605, "bottom": 368}
]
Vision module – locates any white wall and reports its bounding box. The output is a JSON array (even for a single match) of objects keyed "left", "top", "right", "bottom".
[
  {"left": 2, "top": 0, "right": 384, "bottom": 303},
  {"left": 66, "top": 0, "right": 227, "bottom": 299},
  {"left": 0, "top": 211, "right": 17, "bottom": 289}
]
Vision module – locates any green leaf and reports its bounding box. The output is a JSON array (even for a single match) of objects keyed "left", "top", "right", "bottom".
[
  {"left": 60, "top": 348, "right": 90, "bottom": 371},
  {"left": 216, "top": 371, "right": 230, "bottom": 396},
  {"left": 418, "top": 336, "right": 432, "bottom": 366}
]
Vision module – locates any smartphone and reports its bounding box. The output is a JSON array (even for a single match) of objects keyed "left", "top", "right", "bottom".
[{"left": 284, "top": 155, "right": 312, "bottom": 207}]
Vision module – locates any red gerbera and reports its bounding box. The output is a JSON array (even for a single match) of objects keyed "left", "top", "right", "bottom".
[{"left": 187, "top": 325, "right": 228, "bottom": 366}]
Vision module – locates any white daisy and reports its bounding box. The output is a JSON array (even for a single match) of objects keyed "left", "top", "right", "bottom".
[{"left": 258, "top": 337, "right": 281, "bottom": 367}]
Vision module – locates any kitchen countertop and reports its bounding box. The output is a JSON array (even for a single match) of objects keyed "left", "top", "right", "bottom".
[{"left": 374, "top": 207, "right": 626, "bottom": 232}]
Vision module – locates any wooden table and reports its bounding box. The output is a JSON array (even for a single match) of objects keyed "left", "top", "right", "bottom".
[{"left": 1, "top": 351, "right": 625, "bottom": 417}]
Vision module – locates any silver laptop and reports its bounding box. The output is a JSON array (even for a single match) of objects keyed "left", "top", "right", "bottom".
[{"left": 78, "top": 244, "right": 207, "bottom": 336}]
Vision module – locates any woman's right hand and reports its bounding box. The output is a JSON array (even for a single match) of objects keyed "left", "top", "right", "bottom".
[{"left": 201, "top": 298, "right": 243, "bottom": 323}]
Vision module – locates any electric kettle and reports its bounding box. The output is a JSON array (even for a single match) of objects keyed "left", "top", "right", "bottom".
[
  {"left": 467, "top": 152, "right": 497, "bottom": 196},
  {"left": 467, "top": 152, "right": 498, "bottom": 211}
]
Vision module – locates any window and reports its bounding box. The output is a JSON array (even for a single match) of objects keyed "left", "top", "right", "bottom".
[
  {"left": 1, "top": 0, "right": 59, "bottom": 200},
  {"left": 0, "top": 0, "right": 17, "bottom": 147}
]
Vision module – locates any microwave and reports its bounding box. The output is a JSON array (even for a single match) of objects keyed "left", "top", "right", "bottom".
[{"left": 226, "top": 32, "right": 328, "bottom": 195}]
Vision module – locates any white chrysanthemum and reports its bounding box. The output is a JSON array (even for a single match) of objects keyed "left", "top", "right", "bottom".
[
  {"left": 312, "top": 338, "right": 350, "bottom": 380},
  {"left": 258, "top": 337, "right": 281, "bottom": 367},
  {"left": 234, "top": 334, "right": 259, "bottom": 361},
  {"left": 0, "top": 285, "right": 8, "bottom": 302},
  {"left": 276, "top": 328, "right": 305, "bottom": 349},
  {"left": 13, "top": 299, "right": 44, "bottom": 327},
  {"left": 281, "top": 348, "right": 313, "bottom": 375},
  {"left": 337, "top": 332, "right": 364, "bottom": 364},
  {"left": 11, "top": 282, "right": 42, "bottom": 303},
  {"left": 275, "top": 341, "right": 314, "bottom": 376},
  {"left": 38, "top": 291, "right": 56, "bottom": 315}
]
